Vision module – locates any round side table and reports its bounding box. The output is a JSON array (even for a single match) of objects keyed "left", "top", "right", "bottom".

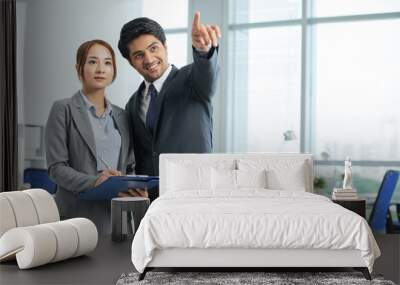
[{"left": 111, "top": 197, "right": 150, "bottom": 242}]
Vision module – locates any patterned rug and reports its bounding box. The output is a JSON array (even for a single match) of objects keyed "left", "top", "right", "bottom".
[{"left": 116, "top": 271, "right": 395, "bottom": 285}]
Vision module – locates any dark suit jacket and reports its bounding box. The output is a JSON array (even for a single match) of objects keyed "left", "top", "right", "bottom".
[
  {"left": 125, "top": 47, "right": 219, "bottom": 176},
  {"left": 45, "top": 92, "right": 135, "bottom": 231}
]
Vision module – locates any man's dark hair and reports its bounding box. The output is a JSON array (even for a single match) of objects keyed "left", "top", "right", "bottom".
[{"left": 118, "top": 17, "right": 166, "bottom": 60}]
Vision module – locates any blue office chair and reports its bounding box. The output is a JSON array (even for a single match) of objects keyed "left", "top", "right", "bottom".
[
  {"left": 369, "top": 170, "right": 400, "bottom": 233},
  {"left": 23, "top": 168, "right": 56, "bottom": 194}
]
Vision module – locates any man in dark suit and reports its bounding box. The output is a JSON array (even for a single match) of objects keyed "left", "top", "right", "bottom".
[{"left": 118, "top": 12, "right": 221, "bottom": 199}]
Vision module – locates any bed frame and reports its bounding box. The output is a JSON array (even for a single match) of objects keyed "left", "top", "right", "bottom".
[
  {"left": 138, "top": 153, "right": 372, "bottom": 281},
  {"left": 139, "top": 248, "right": 370, "bottom": 280}
]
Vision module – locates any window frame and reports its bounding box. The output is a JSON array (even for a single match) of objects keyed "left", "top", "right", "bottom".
[{"left": 224, "top": 0, "right": 400, "bottom": 168}]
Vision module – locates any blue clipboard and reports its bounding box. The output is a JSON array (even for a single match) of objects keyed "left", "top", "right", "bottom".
[{"left": 79, "top": 176, "right": 159, "bottom": 201}]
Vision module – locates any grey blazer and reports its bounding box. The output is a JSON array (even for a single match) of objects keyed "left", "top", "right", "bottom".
[
  {"left": 125, "top": 47, "right": 219, "bottom": 177},
  {"left": 45, "top": 92, "right": 135, "bottom": 224}
]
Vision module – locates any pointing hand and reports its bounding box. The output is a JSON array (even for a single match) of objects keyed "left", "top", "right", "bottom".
[{"left": 191, "top": 11, "right": 221, "bottom": 52}]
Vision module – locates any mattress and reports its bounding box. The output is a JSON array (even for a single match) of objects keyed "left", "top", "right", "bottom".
[{"left": 131, "top": 190, "right": 380, "bottom": 273}]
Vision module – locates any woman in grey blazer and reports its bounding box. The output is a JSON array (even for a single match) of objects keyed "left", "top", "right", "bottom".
[{"left": 45, "top": 39, "right": 146, "bottom": 234}]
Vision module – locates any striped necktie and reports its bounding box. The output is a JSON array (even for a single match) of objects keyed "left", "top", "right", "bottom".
[{"left": 146, "top": 84, "right": 157, "bottom": 133}]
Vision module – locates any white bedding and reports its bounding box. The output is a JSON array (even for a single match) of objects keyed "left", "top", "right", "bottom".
[{"left": 131, "top": 190, "right": 380, "bottom": 273}]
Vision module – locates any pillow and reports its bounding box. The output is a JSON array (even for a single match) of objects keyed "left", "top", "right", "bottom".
[
  {"left": 211, "top": 168, "right": 236, "bottom": 190},
  {"left": 238, "top": 159, "right": 308, "bottom": 191},
  {"left": 236, "top": 169, "right": 267, "bottom": 189},
  {"left": 211, "top": 169, "right": 268, "bottom": 190},
  {"left": 166, "top": 159, "right": 236, "bottom": 192},
  {"left": 267, "top": 165, "right": 306, "bottom": 191},
  {"left": 167, "top": 162, "right": 211, "bottom": 191}
]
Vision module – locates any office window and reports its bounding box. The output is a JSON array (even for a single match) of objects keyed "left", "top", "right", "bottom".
[
  {"left": 227, "top": 0, "right": 302, "bottom": 152},
  {"left": 314, "top": 19, "right": 400, "bottom": 161},
  {"left": 309, "top": 4, "right": 400, "bottom": 209},
  {"left": 142, "top": 0, "right": 188, "bottom": 29},
  {"left": 229, "top": 0, "right": 301, "bottom": 24},
  {"left": 314, "top": 0, "right": 400, "bottom": 18},
  {"left": 227, "top": 0, "right": 400, "bottom": 208},
  {"left": 315, "top": 164, "right": 400, "bottom": 208},
  {"left": 228, "top": 27, "right": 301, "bottom": 152},
  {"left": 164, "top": 33, "right": 188, "bottom": 70},
  {"left": 142, "top": 0, "right": 188, "bottom": 67}
]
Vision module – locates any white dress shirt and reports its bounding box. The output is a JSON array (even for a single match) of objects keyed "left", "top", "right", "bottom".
[{"left": 139, "top": 64, "right": 173, "bottom": 123}]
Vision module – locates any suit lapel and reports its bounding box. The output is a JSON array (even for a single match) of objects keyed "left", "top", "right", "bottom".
[
  {"left": 153, "top": 66, "right": 178, "bottom": 139},
  {"left": 69, "top": 92, "right": 97, "bottom": 159}
]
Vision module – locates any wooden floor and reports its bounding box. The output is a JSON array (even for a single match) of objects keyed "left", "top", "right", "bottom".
[{"left": 0, "top": 234, "right": 398, "bottom": 285}]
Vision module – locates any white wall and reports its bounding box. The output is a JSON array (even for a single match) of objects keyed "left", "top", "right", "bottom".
[{"left": 18, "top": 0, "right": 143, "bottom": 126}]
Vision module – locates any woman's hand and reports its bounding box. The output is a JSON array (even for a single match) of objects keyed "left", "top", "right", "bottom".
[
  {"left": 129, "top": 189, "right": 148, "bottom": 198},
  {"left": 117, "top": 188, "right": 148, "bottom": 198},
  {"left": 94, "top": 169, "right": 122, "bottom": 187}
]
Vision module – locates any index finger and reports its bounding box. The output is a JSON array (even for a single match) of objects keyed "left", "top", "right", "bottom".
[{"left": 192, "top": 11, "right": 201, "bottom": 31}]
